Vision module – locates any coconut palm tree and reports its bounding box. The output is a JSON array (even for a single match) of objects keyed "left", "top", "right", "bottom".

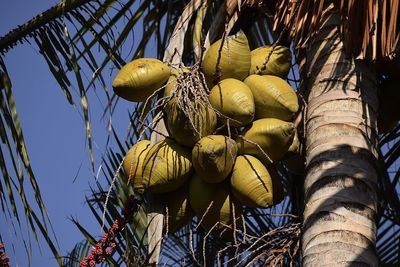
[{"left": 0, "top": 0, "right": 399, "bottom": 266}]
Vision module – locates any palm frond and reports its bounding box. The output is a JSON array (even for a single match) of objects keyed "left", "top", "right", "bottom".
[
  {"left": 377, "top": 124, "right": 400, "bottom": 265},
  {"left": 0, "top": 0, "right": 92, "bottom": 53},
  {"left": 0, "top": 61, "right": 63, "bottom": 265},
  {"left": 62, "top": 240, "right": 91, "bottom": 267},
  {"left": 64, "top": 127, "right": 151, "bottom": 265}
]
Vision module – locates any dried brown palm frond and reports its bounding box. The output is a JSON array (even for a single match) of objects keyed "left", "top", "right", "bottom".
[{"left": 273, "top": 0, "right": 400, "bottom": 62}]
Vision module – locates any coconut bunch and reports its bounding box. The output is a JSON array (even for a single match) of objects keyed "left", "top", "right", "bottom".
[{"left": 113, "top": 31, "right": 301, "bottom": 238}]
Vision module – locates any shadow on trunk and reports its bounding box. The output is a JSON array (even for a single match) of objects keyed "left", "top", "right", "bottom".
[{"left": 302, "top": 144, "right": 378, "bottom": 266}]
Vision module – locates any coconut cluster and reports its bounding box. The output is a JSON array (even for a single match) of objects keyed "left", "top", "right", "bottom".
[{"left": 113, "top": 31, "right": 300, "bottom": 238}]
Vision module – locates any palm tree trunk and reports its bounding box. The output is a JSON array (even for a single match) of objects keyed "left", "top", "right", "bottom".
[{"left": 301, "top": 4, "right": 379, "bottom": 266}]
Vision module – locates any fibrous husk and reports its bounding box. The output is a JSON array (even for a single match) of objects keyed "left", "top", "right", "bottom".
[
  {"left": 189, "top": 173, "right": 241, "bottom": 233},
  {"left": 249, "top": 46, "right": 291, "bottom": 78},
  {"left": 202, "top": 31, "right": 251, "bottom": 87},
  {"left": 209, "top": 78, "right": 255, "bottom": 126},
  {"left": 164, "top": 98, "right": 217, "bottom": 147},
  {"left": 164, "top": 67, "right": 190, "bottom": 97},
  {"left": 192, "top": 135, "right": 237, "bottom": 183},
  {"left": 230, "top": 155, "right": 283, "bottom": 208},
  {"left": 112, "top": 58, "right": 170, "bottom": 102},
  {"left": 164, "top": 183, "right": 193, "bottom": 233},
  {"left": 142, "top": 138, "right": 193, "bottom": 193},
  {"left": 236, "top": 118, "right": 295, "bottom": 163},
  {"left": 123, "top": 140, "right": 152, "bottom": 194},
  {"left": 244, "top": 75, "right": 299, "bottom": 121}
]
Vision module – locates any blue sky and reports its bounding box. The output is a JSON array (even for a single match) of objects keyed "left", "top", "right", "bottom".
[{"left": 0, "top": 1, "right": 136, "bottom": 266}]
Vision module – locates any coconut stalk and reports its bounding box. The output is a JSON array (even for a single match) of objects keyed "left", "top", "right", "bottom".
[
  {"left": 147, "top": 0, "right": 205, "bottom": 264},
  {"left": 147, "top": 119, "right": 168, "bottom": 265},
  {"left": 300, "top": 4, "right": 379, "bottom": 266}
]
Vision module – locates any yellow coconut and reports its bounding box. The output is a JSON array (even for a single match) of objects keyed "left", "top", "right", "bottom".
[
  {"left": 164, "top": 184, "right": 193, "bottom": 233},
  {"left": 202, "top": 31, "right": 251, "bottom": 87},
  {"left": 164, "top": 98, "right": 217, "bottom": 147},
  {"left": 236, "top": 118, "right": 295, "bottom": 162},
  {"left": 250, "top": 46, "right": 291, "bottom": 78},
  {"left": 164, "top": 67, "right": 191, "bottom": 97},
  {"left": 244, "top": 75, "right": 298, "bottom": 121},
  {"left": 209, "top": 78, "right": 255, "bottom": 126},
  {"left": 123, "top": 140, "right": 152, "bottom": 194},
  {"left": 189, "top": 173, "right": 241, "bottom": 232},
  {"left": 112, "top": 58, "right": 170, "bottom": 102},
  {"left": 142, "top": 138, "right": 193, "bottom": 193},
  {"left": 230, "top": 155, "right": 283, "bottom": 208},
  {"left": 192, "top": 135, "right": 237, "bottom": 183}
]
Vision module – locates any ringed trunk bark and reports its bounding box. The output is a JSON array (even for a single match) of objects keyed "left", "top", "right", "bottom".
[{"left": 301, "top": 5, "right": 379, "bottom": 267}]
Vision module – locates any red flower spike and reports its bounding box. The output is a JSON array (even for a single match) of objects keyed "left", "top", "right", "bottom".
[
  {"left": 0, "top": 243, "right": 11, "bottom": 267},
  {"left": 80, "top": 196, "right": 141, "bottom": 266}
]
